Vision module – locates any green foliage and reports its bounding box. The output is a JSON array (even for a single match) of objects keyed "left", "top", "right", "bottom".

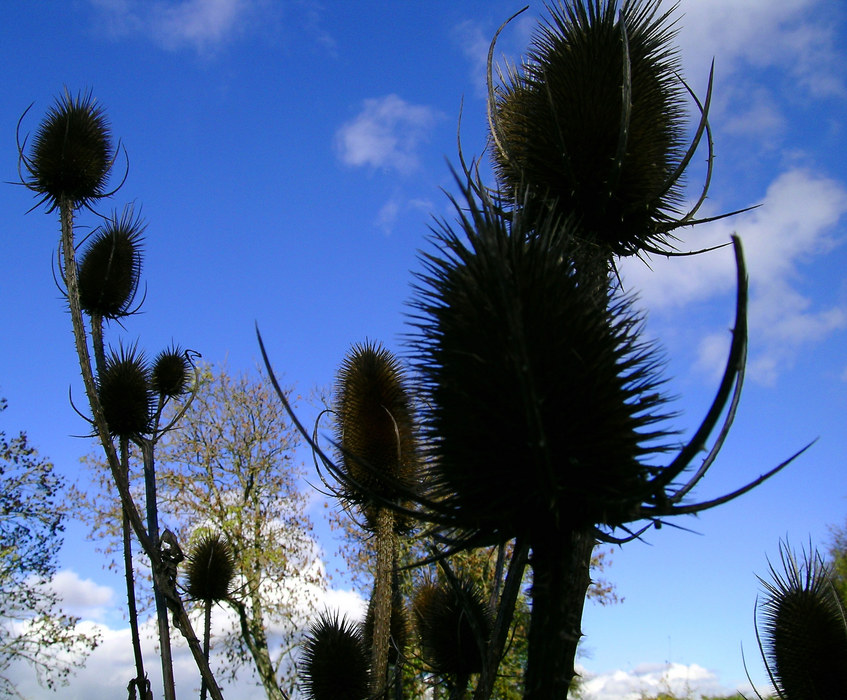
[{"left": 0, "top": 398, "right": 99, "bottom": 692}]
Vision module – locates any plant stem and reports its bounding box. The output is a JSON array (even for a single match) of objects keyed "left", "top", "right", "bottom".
[
  {"left": 201, "top": 601, "right": 211, "bottom": 700},
  {"left": 120, "top": 437, "right": 146, "bottom": 694},
  {"left": 523, "top": 527, "right": 595, "bottom": 699},
  {"left": 140, "top": 440, "right": 176, "bottom": 700},
  {"left": 371, "top": 506, "right": 396, "bottom": 697}
]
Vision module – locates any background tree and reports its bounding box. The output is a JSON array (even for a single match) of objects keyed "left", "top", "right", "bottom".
[
  {"left": 74, "top": 364, "right": 324, "bottom": 699},
  {"left": 328, "top": 507, "right": 619, "bottom": 699},
  {"left": 0, "top": 397, "right": 99, "bottom": 693},
  {"left": 826, "top": 518, "right": 847, "bottom": 606}
]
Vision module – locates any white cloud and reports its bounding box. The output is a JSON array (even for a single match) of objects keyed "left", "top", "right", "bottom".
[
  {"left": 5, "top": 559, "right": 365, "bottom": 699},
  {"left": 579, "top": 662, "right": 747, "bottom": 700},
  {"left": 676, "top": 0, "right": 846, "bottom": 98},
  {"left": 335, "top": 95, "right": 442, "bottom": 174},
  {"left": 619, "top": 168, "right": 847, "bottom": 383},
  {"left": 89, "top": 0, "right": 258, "bottom": 52},
  {"left": 50, "top": 570, "right": 115, "bottom": 621}
]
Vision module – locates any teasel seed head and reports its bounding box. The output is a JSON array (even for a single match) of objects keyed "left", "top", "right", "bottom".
[
  {"left": 300, "top": 611, "right": 369, "bottom": 700},
  {"left": 409, "top": 179, "right": 674, "bottom": 546},
  {"left": 20, "top": 89, "right": 115, "bottom": 212},
  {"left": 413, "top": 577, "right": 492, "bottom": 677},
  {"left": 151, "top": 345, "right": 193, "bottom": 398},
  {"left": 97, "top": 343, "right": 152, "bottom": 438},
  {"left": 77, "top": 206, "right": 144, "bottom": 319},
  {"left": 491, "top": 1, "right": 687, "bottom": 256},
  {"left": 333, "top": 341, "right": 419, "bottom": 528},
  {"left": 184, "top": 533, "right": 236, "bottom": 604},
  {"left": 757, "top": 542, "right": 847, "bottom": 698}
]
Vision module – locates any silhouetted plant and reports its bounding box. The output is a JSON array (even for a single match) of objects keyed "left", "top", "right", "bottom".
[
  {"left": 300, "top": 611, "right": 370, "bottom": 700},
  {"left": 752, "top": 541, "right": 847, "bottom": 699}
]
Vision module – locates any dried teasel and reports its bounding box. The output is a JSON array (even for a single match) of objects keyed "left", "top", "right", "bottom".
[
  {"left": 77, "top": 206, "right": 144, "bottom": 320},
  {"left": 490, "top": 1, "right": 704, "bottom": 257},
  {"left": 184, "top": 533, "right": 236, "bottom": 604},
  {"left": 97, "top": 343, "right": 152, "bottom": 438},
  {"left": 333, "top": 341, "right": 419, "bottom": 529},
  {"left": 755, "top": 541, "right": 847, "bottom": 699},
  {"left": 18, "top": 89, "right": 118, "bottom": 212},
  {"left": 151, "top": 345, "right": 193, "bottom": 399},
  {"left": 413, "top": 577, "right": 492, "bottom": 678},
  {"left": 409, "top": 178, "right": 675, "bottom": 546},
  {"left": 362, "top": 582, "right": 408, "bottom": 665},
  {"left": 300, "top": 611, "right": 369, "bottom": 700}
]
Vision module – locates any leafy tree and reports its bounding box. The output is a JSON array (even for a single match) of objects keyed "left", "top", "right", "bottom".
[
  {"left": 0, "top": 397, "right": 99, "bottom": 693},
  {"left": 826, "top": 519, "right": 847, "bottom": 606},
  {"left": 74, "top": 364, "right": 324, "bottom": 699}
]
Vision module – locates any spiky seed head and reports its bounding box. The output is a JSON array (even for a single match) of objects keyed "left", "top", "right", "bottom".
[
  {"left": 362, "top": 586, "right": 409, "bottom": 665},
  {"left": 300, "top": 611, "right": 369, "bottom": 700},
  {"left": 758, "top": 543, "right": 847, "bottom": 698},
  {"left": 409, "top": 181, "right": 673, "bottom": 544},
  {"left": 97, "top": 344, "right": 152, "bottom": 438},
  {"left": 184, "top": 533, "right": 235, "bottom": 603},
  {"left": 492, "top": 1, "right": 686, "bottom": 256},
  {"left": 413, "top": 578, "right": 492, "bottom": 677},
  {"left": 78, "top": 207, "right": 144, "bottom": 319},
  {"left": 151, "top": 345, "right": 192, "bottom": 398},
  {"left": 333, "top": 341, "right": 418, "bottom": 526},
  {"left": 23, "top": 89, "right": 114, "bottom": 212}
]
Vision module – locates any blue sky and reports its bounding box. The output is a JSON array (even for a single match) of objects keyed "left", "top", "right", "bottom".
[{"left": 1, "top": 0, "right": 846, "bottom": 698}]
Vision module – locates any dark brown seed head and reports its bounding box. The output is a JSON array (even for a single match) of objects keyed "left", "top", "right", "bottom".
[
  {"left": 97, "top": 344, "right": 152, "bottom": 438},
  {"left": 151, "top": 345, "right": 192, "bottom": 398},
  {"left": 184, "top": 533, "right": 236, "bottom": 603},
  {"left": 300, "top": 611, "right": 369, "bottom": 700}
]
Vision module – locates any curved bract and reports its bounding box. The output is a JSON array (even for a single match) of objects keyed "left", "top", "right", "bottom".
[{"left": 491, "top": 1, "right": 695, "bottom": 256}]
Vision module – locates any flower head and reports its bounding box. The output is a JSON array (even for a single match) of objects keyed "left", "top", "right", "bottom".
[{"left": 19, "top": 89, "right": 115, "bottom": 212}]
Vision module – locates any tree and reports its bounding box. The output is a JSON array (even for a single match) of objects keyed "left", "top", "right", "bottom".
[
  {"left": 826, "top": 519, "right": 847, "bottom": 606},
  {"left": 0, "top": 397, "right": 99, "bottom": 693},
  {"left": 75, "top": 364, "right": 324, "bottom": 699}
]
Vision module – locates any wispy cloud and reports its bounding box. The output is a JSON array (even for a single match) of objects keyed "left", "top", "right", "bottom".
[
  {"left": 619, "top": 168, "right": 847, "bottom": 384},
  {"left": 335, "top": 95, "right": 442, "bottom": 174},
  {"left": 89, "top": 0, "right": 260, "bottom": 53}
]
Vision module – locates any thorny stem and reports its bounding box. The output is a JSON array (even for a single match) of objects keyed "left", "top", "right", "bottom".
[
  {"left": 120, "top": 437, "right": 146, "bottom": 695},
  {"left": 371, "top": 506, "right": 396, "bottom": 698},
  {"left": 58, "top": 199, "right": 225, "bottom": 700},
  {"left": 201, "top": 602, "right": 212, "bottom": 700},
  {"left": 140, "top": 439, "right": 176, "bottom": 700}
]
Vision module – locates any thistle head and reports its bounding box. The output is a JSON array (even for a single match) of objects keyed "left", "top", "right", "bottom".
[
  {"left": 20, "top": 89, "right": 115, "bottom": 212},
  {"left": 77, "top": 206, "right": 144, "bottom": 319},
  {"left": 184, "top": 532, "right": 236, "bottom": 603},
  {"left": 491, "top": 1, "right": 687, "bottom": 256},
  {"left": 413, "top": 577, "right": 492, "bottom": 677},
  {"left": 757, "top": 541, "right": 847, "bottom": 699},
  {"left": 97, "top": 343, "right": 152, "bottom": 438},
  {"left": 409, "top": 178, "right": 674, "bottom": 545},
  {"left": 151, "top": 345, "right": 193, "bottom": 398},
  {"left": 300, "top": 611, "right": 369, "bottom": 700},
  {"left": 333, "top": 341, "right": 419, "bottom": 528}
]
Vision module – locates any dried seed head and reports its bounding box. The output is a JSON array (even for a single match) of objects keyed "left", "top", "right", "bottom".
[
  {"left": 78, "top": 207, "right": 144, "bottom": 319},
  {"left": 409, "top": 181, "right": 673, "bottom": 544},
  {"left": 22, "top": 89, "right": 114, "bottom": 212},
  {"left": 413, "top": 578, "right": 492, "bottom": 677},
  {"left": 97, "top": 344, "right": 152, "bottom": 438},
  {"left": 492, "top": 1, "right": 686, "bottom": 255},
  {"left": 300, "top": 611, "right": 369, "bottom": 700},
  {"left": 333, "top": 341, "right": 418, "bottom": 527},
  {"left": 151, "top": 345, "right": 192, "bottom": 398},
  {"left": 184, "top": 533, "right": 235, "bottom": 603}
]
